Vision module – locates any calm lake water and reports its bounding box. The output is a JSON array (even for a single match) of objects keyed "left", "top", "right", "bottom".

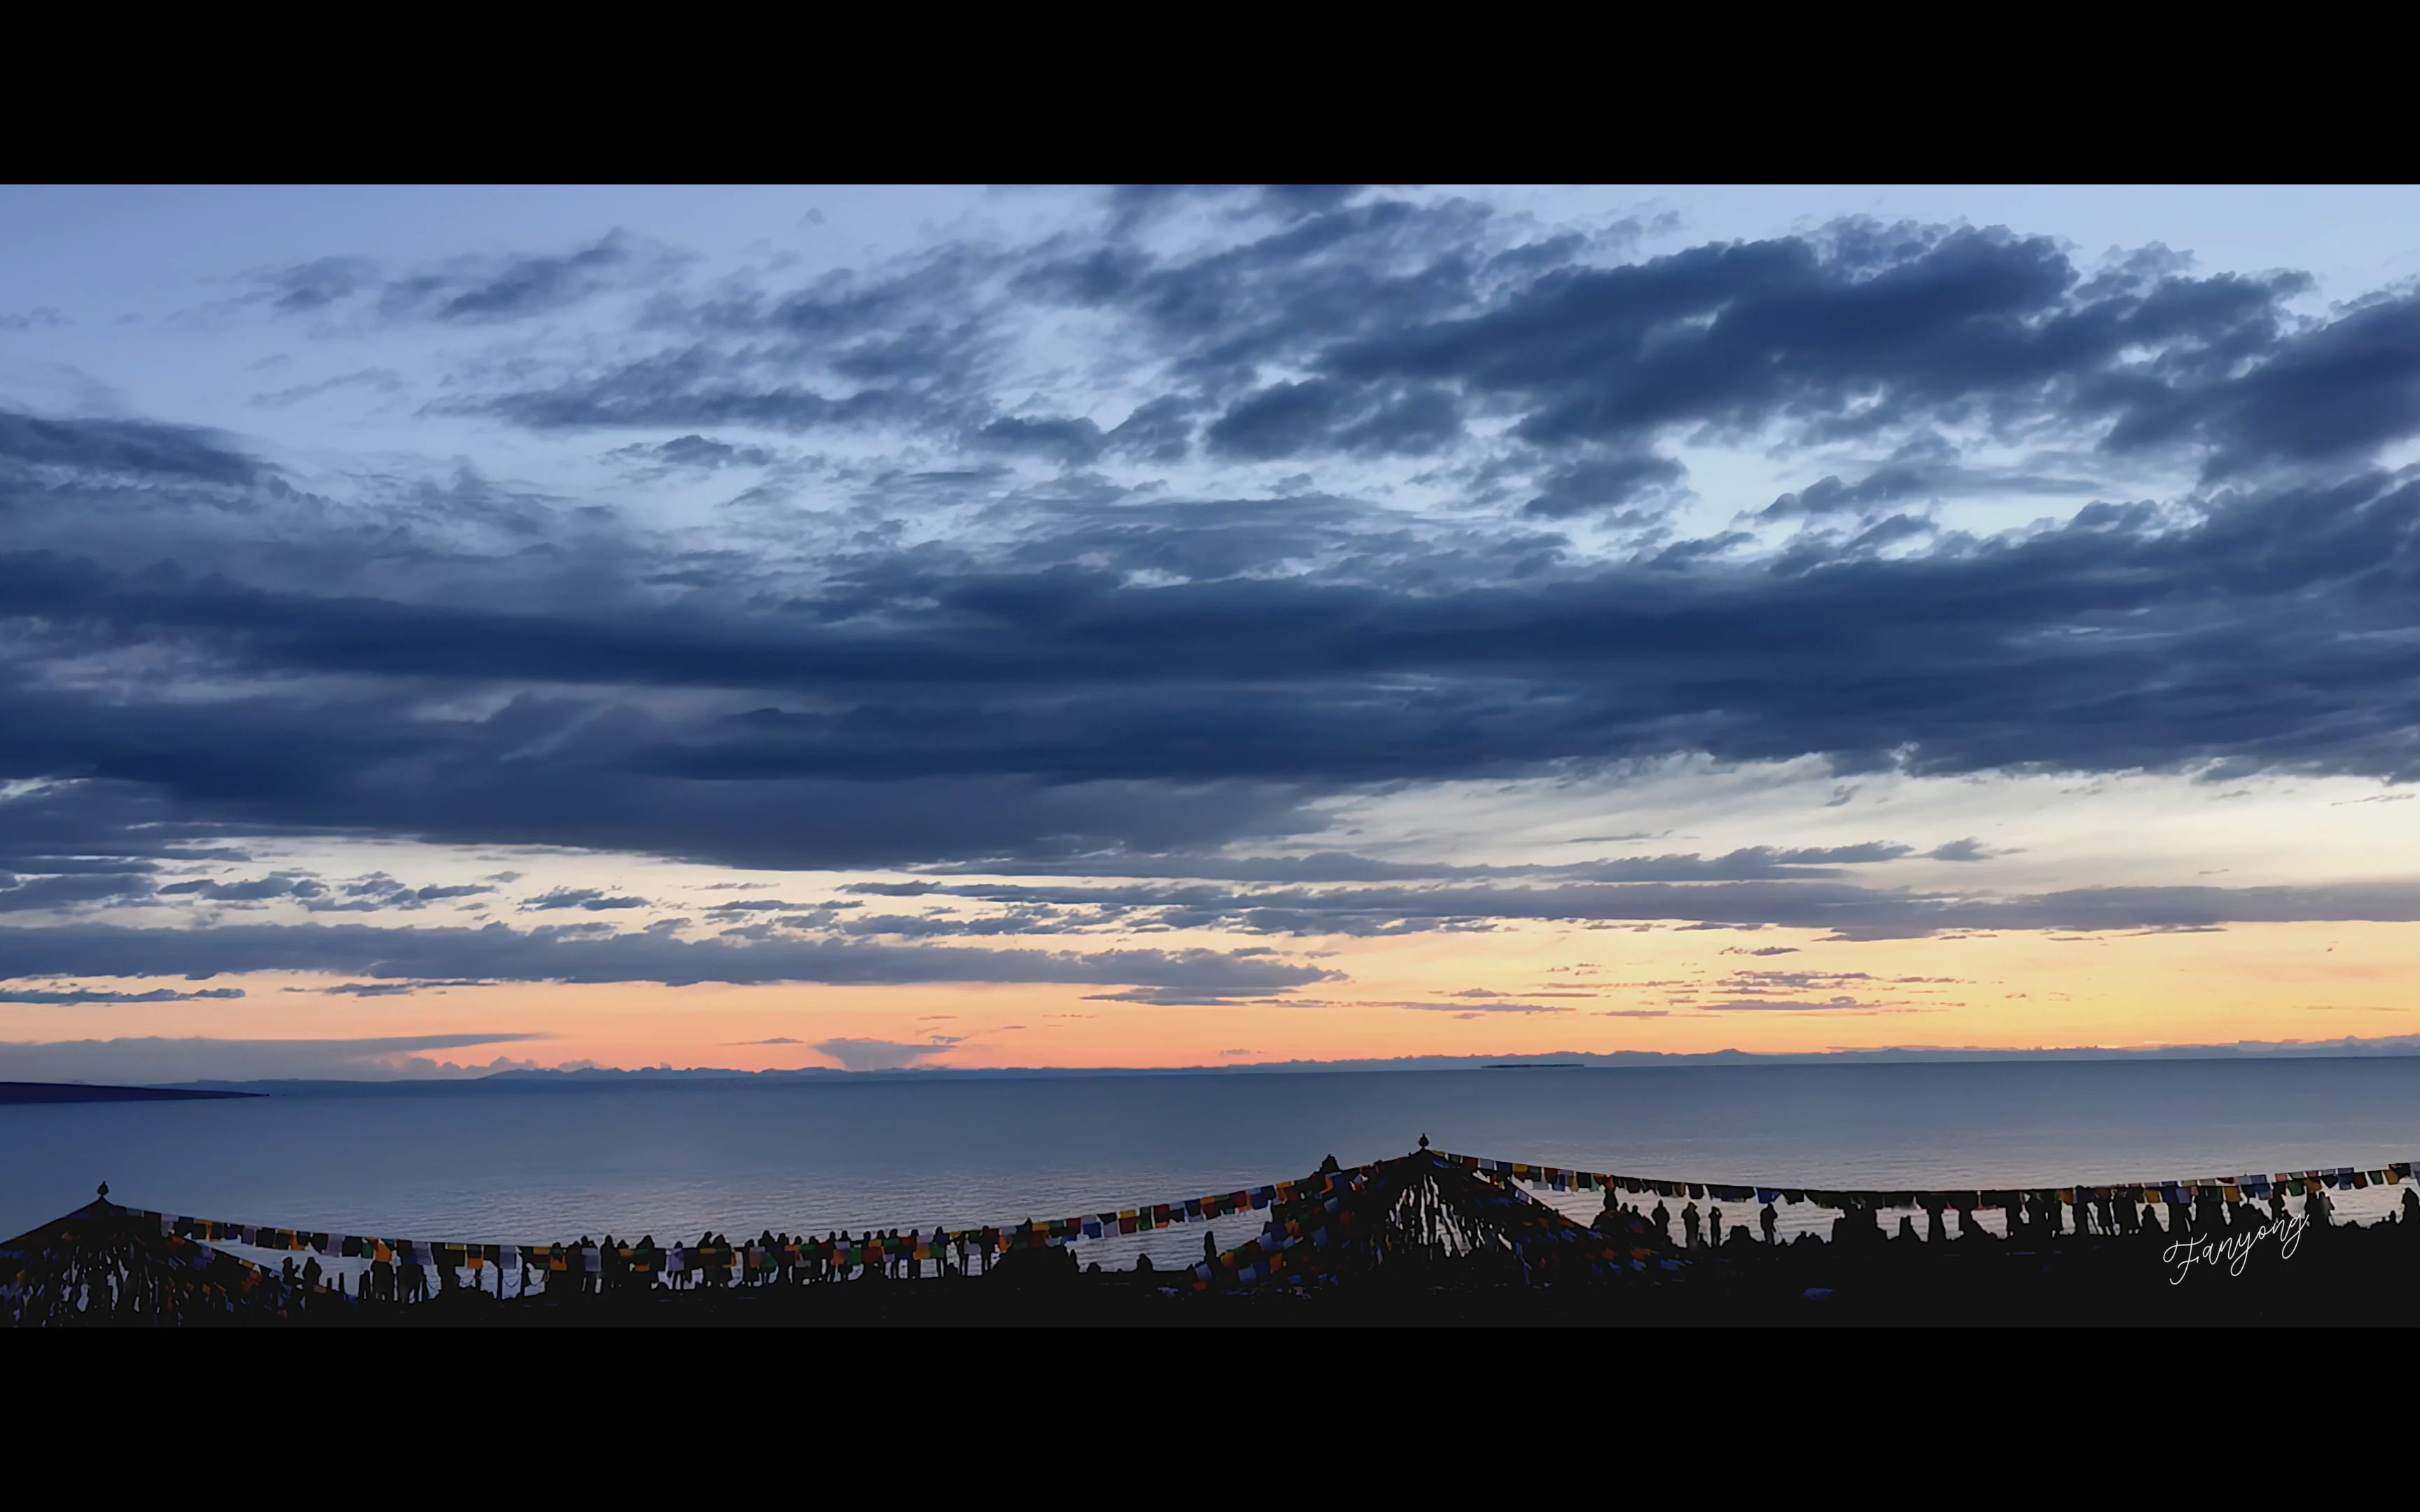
[{"left": 8, "top": 1059, "right": 2417, "bottom": 1274}]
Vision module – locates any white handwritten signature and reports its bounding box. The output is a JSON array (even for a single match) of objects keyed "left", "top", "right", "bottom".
[{"left": 2160, "top": 1214, "right": 2307, "bottom": 1283}]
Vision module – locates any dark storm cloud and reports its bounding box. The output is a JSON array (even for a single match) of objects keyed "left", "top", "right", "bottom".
[
  {"left": 417, "top": 196, "right": 2420, "bottom": 496},
  {"left": 702, "top": 898, "right": 858, "bottom": 913},
  {"left": 2, "top": 457, "right": 2418, "bottom": 878},
  {"left": 158, "top": 873, "right": 324, "bottom": 903},
  {"left": 253, "top": 231, "right": 681, "bottom": 326},
  {"left": 1100, "top": 396, "right": 1198, "bottom": 463},
  {"left": 305, "top": 979, "right": 500, "bottom": 995},
  {"left": 1014, "top": 197, "right": 1500, "bottom": 388},
  {"left": 7, "top": 197, "right": 2420, "bottom": 920},
  {"left": 1754, "top": 437, "right": 2108, "bottom": 522},
  {"left": 0, "top": 871, "right": 161, "bottom": 912},
  {"left": 464, "top": 348, "right": 928, "bottom": 433},
  {"left": 520, "top": 888, "right": 651, "bottom": 912},
  {"left": 905, "top": 844, "right": 1921, "bottom": 884},
  {"left": 2102, "top": 287, "right": 2420, "bottom": 479},
  {"left": 0, "top": 985, "right": 246, "bottom": 1004},
  {"left": 606, "top": 434, "right": 779, "bottom": 472},
  {"left": 1204, "top": 379, "right": 1463, "bottom": 460},
  {"left": 1321, "top": 223, "right": 2316, "bottom": 462},
  {"left": 975, "top": 414, "right": 1107, "bottom": 465},
  {"left": 1925, "top": 839, "right": 1996, "bottom": 862},
  {"left": 0, "top": 919, "right": 1337, "bottom": 994},
  {"left": 312, "top": 875, "right": 494, "bottom": 911},
  {"left": 1522, "top": 453, "right": 1688, "bottom": 519},
  {"left": 835, "top": 876, "right": 2420, "bottom": 941},
  {"left": 0, "top": 411, "right": 266, "bottom": 486}
]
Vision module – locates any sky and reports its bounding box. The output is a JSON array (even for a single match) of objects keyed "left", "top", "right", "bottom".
[{"left": 2, "top": 183, "right": 2418, "bottom": 1082}]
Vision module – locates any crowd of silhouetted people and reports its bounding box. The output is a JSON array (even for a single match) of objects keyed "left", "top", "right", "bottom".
[
  {"left": 8, "top": 1182, "right": 1344, "bottom": 1323},
  {"left": 521, "top": 1224, "right": 1015, "bottom": 1298},
  {"left": 1599, "top": 1178, "right": 2420, "bottom": 1256},
  {"left": 19, "top": 1160, "right": 2420, "bottom": 1325},
  {"left": 2, "top": 1222, "right": 335, "bottom": 1327},
  {"left": 5, "top": 1215, "right": 1059, "bottom": 1324}
]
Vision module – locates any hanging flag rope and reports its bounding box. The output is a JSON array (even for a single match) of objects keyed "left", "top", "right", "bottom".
[
  {"left": 111, "top": 1147, "right": 2407, "bottom": 1277},
  {"left": 106, "top": 1163, "right": 1375, "bottom": 1277},
  {"left": 1431, "top": 1150, "right": 2415, "bottom": 1212}
]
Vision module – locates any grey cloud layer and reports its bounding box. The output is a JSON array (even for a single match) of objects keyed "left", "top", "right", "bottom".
[
  {"left": 5, "top": 188, "right": 2420, "bottom": 994},
  {"left": 0, "top": 919, "right": 1333, "bottom": 994},
  {"left": 837, "top": 876, "right": 2420, "bottom": 941}
]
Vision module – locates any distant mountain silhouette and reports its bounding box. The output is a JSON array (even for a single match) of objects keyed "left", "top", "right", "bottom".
[{"left": 125, "top": 1037, "right": 2420, "bottom": 1097}]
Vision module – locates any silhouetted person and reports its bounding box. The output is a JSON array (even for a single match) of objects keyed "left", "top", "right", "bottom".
[
  {"left": 1760, "top": 1203, "right": 1779, "bottom": 1245},
  {"left": 2304, "top": 1186, "right": 2332, "bottom": 1230},
  {"left": 1926, "top": 1206, "right": 1947, "bottom": 1245},
  {"left": 1318, "top": 1154, "right": 1341, "bottom": 1175},
  {"left": 1681, "top": 1201, "right": 1702, "bottom": 1250},
  {"left": 1203, "top": 1230, "right": 1218, "bottom": 1264},
  {"left": 2402, "top": 1188, "right": 2420, "bottom": 1228},
  {"left": 1708, "top": 1206, "right": 1723, "bottom": 1249},
  {"left": 1650, "top": 1200, "right": 1670, "bottom": 1241}
]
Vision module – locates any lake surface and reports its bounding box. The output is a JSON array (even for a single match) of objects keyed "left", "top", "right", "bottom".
[{"left": 7, "top": 1059, "right": 2416, "bottom": 1275}]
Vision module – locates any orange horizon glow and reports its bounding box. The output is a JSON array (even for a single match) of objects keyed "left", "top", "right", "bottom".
[{"left": 11, "top": 919, "right": 2410, "bottom": 1077}]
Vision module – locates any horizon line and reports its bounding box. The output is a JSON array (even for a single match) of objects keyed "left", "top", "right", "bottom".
[{"left": 130, "top": 1033, "right": 2420, "bottom": 1086}]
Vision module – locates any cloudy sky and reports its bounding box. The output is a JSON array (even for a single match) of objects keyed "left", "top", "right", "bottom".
[{"left": 3, "top": 183, "right": 2418, "bottom": 1082}]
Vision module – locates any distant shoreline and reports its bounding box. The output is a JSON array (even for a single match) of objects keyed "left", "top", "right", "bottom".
[
  {"left": 55, "top": 1051, "right": 2420, "bottom": 1100},
  {"left": 0, "top": 1082, "right": 261, "bottom": 1106}
]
